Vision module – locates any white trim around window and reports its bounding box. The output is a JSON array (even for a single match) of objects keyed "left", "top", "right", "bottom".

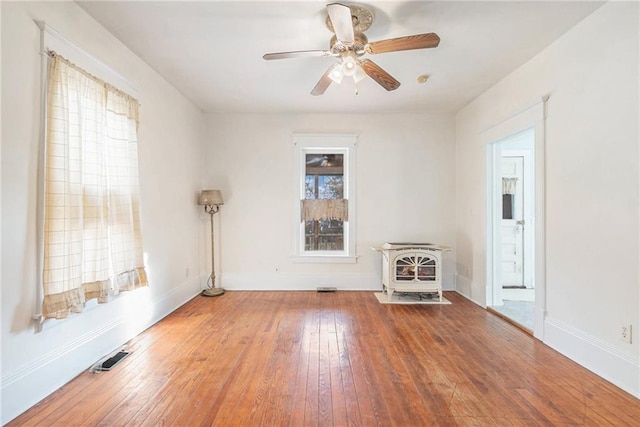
[{"left": 292, "top": 134, "right": 358, "bottom": 263}]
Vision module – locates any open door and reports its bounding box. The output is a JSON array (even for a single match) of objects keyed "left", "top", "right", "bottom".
[{"left": 501, "top": 156, "right": 525, "bottom": 288}]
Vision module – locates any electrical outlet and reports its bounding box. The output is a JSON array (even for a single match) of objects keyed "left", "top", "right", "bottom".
[
  {"left": 185, "top": 267, "right": 190, "bottom": 278},
  {"left": 620, "top": 323, "right": 632, "bottom": 344}
]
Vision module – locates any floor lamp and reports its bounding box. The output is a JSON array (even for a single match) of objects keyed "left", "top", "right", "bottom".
[{"left": 199, "top": 190, "right": 225, "bottom": 297}]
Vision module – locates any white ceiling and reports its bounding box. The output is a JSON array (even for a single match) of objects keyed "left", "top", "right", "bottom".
[{"left": 77, "top": 1, "right": 604, "bottom": 114}]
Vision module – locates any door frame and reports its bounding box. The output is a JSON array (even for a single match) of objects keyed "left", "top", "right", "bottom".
[{"left": 484, "top": 97, "right": 548, "bottom": 340}]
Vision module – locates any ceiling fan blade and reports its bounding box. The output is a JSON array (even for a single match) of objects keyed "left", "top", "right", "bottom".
[
  {"left": 263, "top": 50, "right": 332, "bottom": 60},
  {"left": 360, "top": 59, "right": 400, "bottom": 91},
  {"left": 310, "top": 65, "right": 334, "bottom": 96},
  {"left": 367, "top": 33, "right": 440, "bottom": 54},
  {"left": 327, "top": 3, "right": 354, "bottom": 43}
]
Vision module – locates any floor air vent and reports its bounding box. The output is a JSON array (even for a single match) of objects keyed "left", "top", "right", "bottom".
[
  {"left": 91, "top": 350, "right": 130, "bottom": 372},
  {"left": 317, "top": 287, "right": 337, "bottom": 292}
]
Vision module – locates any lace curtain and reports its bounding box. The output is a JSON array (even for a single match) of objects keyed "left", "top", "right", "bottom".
[
  {"left": 301, "top": 199, "right": 349, "bottom": 221},
  {"left": 42, "top": 52, "right": 147, "bottom": 320},
  {"left": 502, "top": 177, "right": 518, "bottom": 195}
]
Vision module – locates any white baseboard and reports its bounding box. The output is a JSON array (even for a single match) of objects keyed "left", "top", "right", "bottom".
[
  {"left": 454, "top": 274, "right": 475, "bottom": 300},
  {"left": 1, "top": 276, "right": 202, "bottom": 425},
  {"left": 220, "top": 272, "right": 381, "bottom": 291},
  {"left": 220, "top": 271, "right": 456, "bottom": 292},
  {"left": 544, "top": 316, "right": 640, "bottom": 398},
  {"left": 453, "top": 274, "right": 488, "bottom": 308}
]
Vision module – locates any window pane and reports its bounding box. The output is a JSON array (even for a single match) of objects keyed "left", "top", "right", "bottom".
[
  {"left": 304, "top": 152, "right": 345, "bottom": 252},
  {"left": 304, "top": 219, "right": 344, "bottom": 251},
  {"left": 306, "top": 175, "right": 344, "bottom": 200},
  {"left": 502, "top": 194, "right": 514, "bottom": 219},
  {"left": 317, "top": 175, "right": 343, "bottom": 199},
  {"left": 305, "top": 175, "right": 316, "bottom": 199},
  {"left": 305, "top": 153, "right": 343, "bottom": 170}
]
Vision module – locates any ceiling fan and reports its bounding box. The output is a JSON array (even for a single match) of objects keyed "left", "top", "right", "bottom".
[{"left": 263, "top": 2, "right": 440, "bottom": 96}]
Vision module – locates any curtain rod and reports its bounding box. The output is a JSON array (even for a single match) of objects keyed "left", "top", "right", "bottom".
[{"left": 34, "top": 20, "right": 139, "bottom": 93}]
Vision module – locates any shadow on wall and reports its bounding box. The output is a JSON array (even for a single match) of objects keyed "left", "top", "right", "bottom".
[
  {"left": 455, "top": 231, "right": 474, "bottom": 295},
  {"left": 14, "top": 221, "right": 39, "bottom": 333}
]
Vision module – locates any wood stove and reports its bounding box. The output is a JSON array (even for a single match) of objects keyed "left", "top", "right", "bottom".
[{"left": 377, "top": 243, "right": 451, "bottom": 302}]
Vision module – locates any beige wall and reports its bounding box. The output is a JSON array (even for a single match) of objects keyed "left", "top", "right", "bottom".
[
  {"left": 455, "top": 1, "right": 639, "bottom": 395},
  {"left": 203, "top": 113, "right": 457, "bottom": 291},
  {"left": 1, "top": 1, "right": 206, "bottom": 422}
]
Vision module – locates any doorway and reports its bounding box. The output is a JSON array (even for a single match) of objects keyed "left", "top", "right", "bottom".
[
  {"left": 487, "top": 128, "right": 536, "bottom": 332},
  {"left": 484, "top": 97, "right": 547, "bottom": 340},
  {"left": 491, "top": 128, "right": 535, "bottom": 333}
]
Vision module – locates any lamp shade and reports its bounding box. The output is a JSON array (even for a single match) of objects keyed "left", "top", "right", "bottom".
[{"left": 198, "top": 189, "right": 224, "bottom": 206}]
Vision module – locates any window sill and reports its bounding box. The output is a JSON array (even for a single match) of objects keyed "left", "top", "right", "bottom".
[{"left": 291, "top": 255, "right": 358, "bottom": 264}]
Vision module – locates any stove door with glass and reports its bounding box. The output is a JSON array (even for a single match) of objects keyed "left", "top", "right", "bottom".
[{"left": 382, "top": 248, "right": 442, "bottom": 301}]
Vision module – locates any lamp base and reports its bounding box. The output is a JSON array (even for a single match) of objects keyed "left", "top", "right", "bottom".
[{"left": 201, "top": 287, "right": 225, "bottom": 297}]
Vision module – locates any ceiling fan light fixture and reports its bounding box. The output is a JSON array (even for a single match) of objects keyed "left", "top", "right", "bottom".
[
  {"left": 353, "top": 63, "right": 367, "bottom": 83},
  {"left": 328, "top": 63, "right": 344, "bottom": 83},
  {"left": 341, "top": 52, "right": 358, "bottom": 76}
]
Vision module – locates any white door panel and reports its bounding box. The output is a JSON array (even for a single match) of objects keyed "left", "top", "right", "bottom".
[{"left": 501, "top": 157, "right": 524, "bottom": 287}]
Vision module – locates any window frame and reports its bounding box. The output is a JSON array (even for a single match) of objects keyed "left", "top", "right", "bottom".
[{"left": 292, "top": 134, "right": 358, "bottom": 263}]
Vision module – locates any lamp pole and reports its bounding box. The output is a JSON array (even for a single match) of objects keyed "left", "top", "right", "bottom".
[{"left": 202, "top": 203, "right": 224, "bottom": 297}]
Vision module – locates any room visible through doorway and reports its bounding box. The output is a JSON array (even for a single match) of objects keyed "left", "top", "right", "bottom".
[{"left": 488, "top": 128, "right": 535, "bottom": 331}]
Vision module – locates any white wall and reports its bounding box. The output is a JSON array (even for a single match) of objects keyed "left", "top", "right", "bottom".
[
  {"left": 203, "top": 113, "right": 457, "bottom": 291},
  {"left": 455, "top": 2, "right": 639, "bottom": 396},
  {"left": 1, "top": 2, "right": 206, "bottom": 423}
]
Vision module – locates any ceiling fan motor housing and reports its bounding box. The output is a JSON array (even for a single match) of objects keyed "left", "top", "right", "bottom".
[{"left": 330, "top": 32, "right": 368, "bottom": 55}]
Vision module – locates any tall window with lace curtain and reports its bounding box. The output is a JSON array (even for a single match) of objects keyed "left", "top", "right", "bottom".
[
  {"left": 293, "top": 134, "right": 357, "bottom": 262},
  {"left": 42, "top": 52, "right": 147, "bottom": 320}
]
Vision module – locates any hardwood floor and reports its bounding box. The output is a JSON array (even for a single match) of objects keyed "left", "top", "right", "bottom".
[{"left": 10, "top": 291, "right": 640, "bottom": 426}]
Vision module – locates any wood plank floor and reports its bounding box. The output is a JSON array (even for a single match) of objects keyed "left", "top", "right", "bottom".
[{"left": 10, "top": 291, "right": 640, "bottom": 426}]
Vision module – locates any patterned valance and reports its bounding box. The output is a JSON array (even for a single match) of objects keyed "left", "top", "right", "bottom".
[
  {"left": 502, "top": 177, "right": 518, "bottom": 195},
  {"left": 301, "top": 199, "right": 348, "bottom": 222}
]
